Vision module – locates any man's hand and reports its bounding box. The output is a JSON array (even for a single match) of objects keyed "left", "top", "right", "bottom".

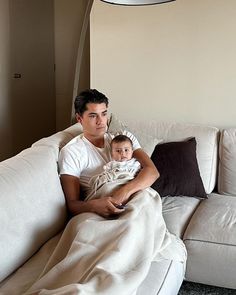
[
  {"left": 108, "top": 149, "right": 159, "bottom": 206},
  {"left": 110, "top": 185, "right": 132, "bottom": 205},
  {"left": 90, "top": 197, "right": 125, "bottom": 218},
  {"left": 112, "top": 149, "right": 159, "bottom": 204},
  {"left": 61, "top": 175, "right": 124, "bottom": 217}
]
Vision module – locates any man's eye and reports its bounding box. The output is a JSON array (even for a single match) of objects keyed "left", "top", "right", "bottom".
[{"left": 89, "top": 115, "right": 96, "bottom": 118}]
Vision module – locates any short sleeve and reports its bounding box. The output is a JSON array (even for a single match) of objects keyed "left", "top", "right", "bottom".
[{"left": 58, "top": 142, "right": 87, "bottom": 178}]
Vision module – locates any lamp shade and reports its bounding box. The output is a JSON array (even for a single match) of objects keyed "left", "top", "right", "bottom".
[{"left": 101, "top": 0, "right": 176, "bottom": 5}]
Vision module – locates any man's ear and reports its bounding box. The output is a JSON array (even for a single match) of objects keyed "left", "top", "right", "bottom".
[{"left": 75, "top": 113, "right": 82, "bottom": 124}]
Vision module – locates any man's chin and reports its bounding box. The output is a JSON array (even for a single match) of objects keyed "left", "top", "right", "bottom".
[
  {"left": 95, "top": 127, "right": 106, "bottom": 134},
  {"left": 96, "top": 127, "right": 106, "bottom": 132}
]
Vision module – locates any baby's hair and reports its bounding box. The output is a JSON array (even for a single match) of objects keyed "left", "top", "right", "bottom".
[{"left": 111, "top": 134, "right": 133, "bottom": 147}]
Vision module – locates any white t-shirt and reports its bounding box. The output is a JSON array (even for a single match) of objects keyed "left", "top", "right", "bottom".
[{"left": 58, "top": 131, "right": 141, "bottom": 195}]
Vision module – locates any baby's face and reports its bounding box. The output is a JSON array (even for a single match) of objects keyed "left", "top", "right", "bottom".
[{"left": 111, "top": 141, "right": 133, "bottom": 162}]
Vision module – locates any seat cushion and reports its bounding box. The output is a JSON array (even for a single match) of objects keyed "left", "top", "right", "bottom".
[
  {"left": 183, "top": 193, "right": 236, "bottom": 288},
  {"left": 137, "top": 260, "right": 185, "bottom": 295},
  {"left": 162, "top": 196, "right": 201, "bottom": 238}
]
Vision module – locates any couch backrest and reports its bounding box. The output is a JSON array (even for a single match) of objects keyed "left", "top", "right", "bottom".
[
  {"left": 32, "top": 123, "right": 83, "bottom": 152},
  {"left": 33, "top": 120, "right": 219, "bottom": 196},
  {"left": 218, "top": 128, "right": 236, "bottom": 196},
  {"left": 0, "top": 145, "right": 67, "bottom": 282},
  {"left": 124, "top": 120, "right": 219, "bottom": 194}
]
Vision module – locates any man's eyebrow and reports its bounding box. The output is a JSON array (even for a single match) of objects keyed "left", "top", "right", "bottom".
[{"left": 88, "top": 110, "right": 107, "bottom": 115}]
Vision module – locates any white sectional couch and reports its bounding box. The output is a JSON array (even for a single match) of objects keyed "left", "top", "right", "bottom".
[{"left": 0, "top": 120, "right": 236, "bottom": 294}]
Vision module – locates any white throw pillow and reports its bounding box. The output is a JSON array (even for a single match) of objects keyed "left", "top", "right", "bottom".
[{"left": 108, "top": 114, "right": 162, "bottom": 157}]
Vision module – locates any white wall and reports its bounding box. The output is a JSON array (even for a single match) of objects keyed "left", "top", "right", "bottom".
[{"left": 91, "top": 0, "right": 236, "bottom": 128}]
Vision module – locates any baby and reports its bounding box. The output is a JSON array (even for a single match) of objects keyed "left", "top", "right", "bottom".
[
  {"left": 111, "top": 134, "right": 134, "bottom": 162},
  {"left": 104, "top": 134, "right": 141, "bottom": 175},
  {"left": 87, "top": 135, "right": 141, "bottom": 205}
]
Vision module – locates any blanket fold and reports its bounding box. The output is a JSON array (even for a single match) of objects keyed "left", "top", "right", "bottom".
[{"left": 24, "top": 171, "right": 186, "bottom": 295}]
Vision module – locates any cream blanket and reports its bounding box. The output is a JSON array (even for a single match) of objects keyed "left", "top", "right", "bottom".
[{"left": 24, "top": 171, "right": 186, "bottom": 295}]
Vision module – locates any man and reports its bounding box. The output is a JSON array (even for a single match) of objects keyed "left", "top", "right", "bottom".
[
  {"left": 24, "top": 90, "right": 184, "bottom": 295},
  {"left": 59, "top": 89, "right": 159, "bottom": 218}
]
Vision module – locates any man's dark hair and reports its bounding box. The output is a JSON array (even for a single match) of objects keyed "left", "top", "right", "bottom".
[
  {"left": 111, "top": 134, "right": 133, "bottom": 148},
  {"left": 74, "top": 89, "right": 109, "bottom": 115}
]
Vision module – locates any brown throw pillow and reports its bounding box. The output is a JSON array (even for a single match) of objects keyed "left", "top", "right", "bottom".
[{"left": 151, "top": 137, "right": 207, "bottom": 198}]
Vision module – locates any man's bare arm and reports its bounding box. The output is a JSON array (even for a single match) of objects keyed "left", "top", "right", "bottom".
[
  {"left": 111, "top": 148, "right": 159, "bottom": 204},
  {"left": 60, "top": 174, "right": 124, "bottom": 217}
]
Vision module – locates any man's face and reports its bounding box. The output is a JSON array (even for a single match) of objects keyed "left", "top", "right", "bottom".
[
  {"left": 111, "top": 141, "right": 133, "bottom": 162},
  {"left": 76, "top": 103, "right": 108, "bottom": 138}
]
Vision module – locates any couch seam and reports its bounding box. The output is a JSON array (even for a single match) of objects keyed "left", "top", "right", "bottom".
[{"left": 183, "top": 238, "right": 236, "bottom": 247}]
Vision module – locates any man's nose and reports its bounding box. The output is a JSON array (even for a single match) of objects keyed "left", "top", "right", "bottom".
[{"left": 96, "top": 116, "right": 102, "bottom": 124}]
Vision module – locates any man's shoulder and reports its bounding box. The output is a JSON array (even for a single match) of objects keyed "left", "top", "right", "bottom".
[{"left": 61, "top": 134, "right": 87, "bottom": 153}]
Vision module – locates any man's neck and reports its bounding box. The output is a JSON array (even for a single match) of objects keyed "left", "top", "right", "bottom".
[{"left": 84, "top": 134, "right": 105, "bottom": 148}]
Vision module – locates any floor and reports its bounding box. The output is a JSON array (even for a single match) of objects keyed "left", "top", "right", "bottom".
[{"left": 178, "top": 281, "right": 236, "bottom": 295}]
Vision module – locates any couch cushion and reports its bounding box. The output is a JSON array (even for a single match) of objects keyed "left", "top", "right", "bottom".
[
  {"left": 183, "top": 193, "right": 236, "bottom": 288},
  {"left": 39, "top": 119, "right": 218, "bottom": 195},
  {"left": 0, "top": 233, "right": 62, "bottom": 293},
  {"left": 218, "top": 128, "right": 236, "bottom": 196},
  {"left": 108, "top": 114, "right": 162, "bottom": 156},
  {"left": 118, "top": 119, "right": 219, "bottom": 194},
  {"left": 162, "top": 196, "right": 201, "bottom": 238},
  {"left": 151, "top": 138, "right": 207, "bottom": 198},
  {"left": 32, "top": 123, "right": 83, "bottom": 152},
  {"left": 137, "top": 260, "right": 185, "bottom": 295},
  {"left": 0, "top": 146, "right": 67, "bottom": 282}
]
